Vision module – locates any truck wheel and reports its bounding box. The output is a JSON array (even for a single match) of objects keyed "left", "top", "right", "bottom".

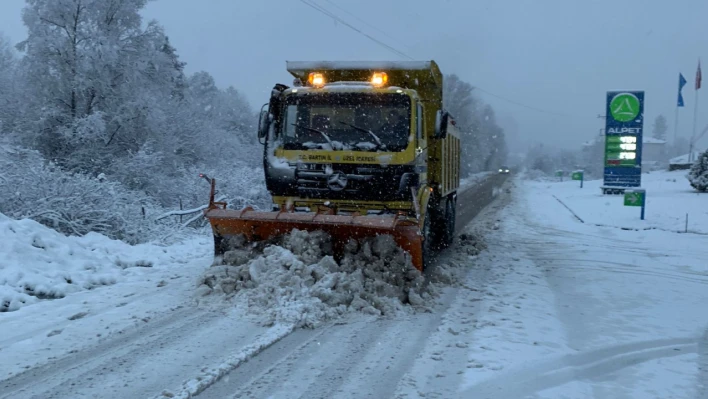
[{"left": 441, "top": 198, "right": 456, "bottom": 247}]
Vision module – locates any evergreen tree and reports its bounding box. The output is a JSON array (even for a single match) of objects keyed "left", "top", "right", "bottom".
[
  {"left": 652, "top": 114, "right": 668, "bottom": 141},
  {"left": 0, "top": 33, "right": 17, "bottom": 133},
  {"left": 687, "top": 149, "right": 708, "bottom": 192},
  {"left": 15, "top": 0, "right": 181, "bottom": 171}
]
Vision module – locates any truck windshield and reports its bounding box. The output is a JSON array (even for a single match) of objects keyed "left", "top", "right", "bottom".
[{"left": 279, "top": 92, "right": 412, "bottom": 152}]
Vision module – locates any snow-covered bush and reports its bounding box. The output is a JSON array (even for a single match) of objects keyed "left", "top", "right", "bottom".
[
  {"left": 0, "top": 1, "right": 268, "bottom": 245},
  {"left": 687, "top": 149, "right": 708, "bottom": 192},
  {"left": 0, "top": 144, "right": 170, "bottom": 243}
]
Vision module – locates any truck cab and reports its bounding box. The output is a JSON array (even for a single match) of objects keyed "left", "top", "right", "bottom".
[{"left": 257, "top": 61, "right": 459, "bottom": 221}]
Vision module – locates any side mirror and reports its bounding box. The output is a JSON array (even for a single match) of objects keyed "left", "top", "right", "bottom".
[
  {"left": 257, "top": 103, "right": 270, "bottom": 144},
  {"left": 435, "top": 110, "right": 449, "bottom": 139}
]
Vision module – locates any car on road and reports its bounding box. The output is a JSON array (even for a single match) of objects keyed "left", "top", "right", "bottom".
[{"left": 498, "top": 165, "right": 510, "bottom": 174}]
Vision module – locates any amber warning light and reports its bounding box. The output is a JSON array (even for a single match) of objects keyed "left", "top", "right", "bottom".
[
  {"left": 308, "top": 72, "right": 325, "bottom": 87},
  {"left": 371, "top": 72, "right": 388, "bottom": 86}
]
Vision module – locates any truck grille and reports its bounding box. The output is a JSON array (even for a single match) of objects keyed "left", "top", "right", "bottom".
[{"left": 293, "top": 164, "right": 411, "bottom": 201}]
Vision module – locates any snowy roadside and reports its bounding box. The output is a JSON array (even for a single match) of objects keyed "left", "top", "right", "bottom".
[
  {"left": 535, "top": 170, "right": 708, "bottom": 234},
  {"left": 0, "top": 213, "right": 211, "bottom": 313},
  {"left": 451, "top": 177, "right": 708, "bottom": 398},
  {"left": 0, "top": 213, "right": 217, "bottom": 381}
]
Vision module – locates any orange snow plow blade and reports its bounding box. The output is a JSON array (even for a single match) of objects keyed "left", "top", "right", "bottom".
[{"left": 204, "top": 207, "right": 424, "bottom": 272}]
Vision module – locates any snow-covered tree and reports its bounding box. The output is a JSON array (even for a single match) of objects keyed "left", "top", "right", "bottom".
[
  {"left": 687, "top": 149, "right": 708, "bottom": 192},
  {"left": 652, "top": 114, "right": 668, "bottom": 141},
  {"left": 477, "top": 105, "right": 507, "bottom": 170},
  {"left": 0, "top": 33, "right": 18, "bottom": 134},
  {"left": 443, "top": 74, "right": 508, "bottom": 175},
  {"left": 15, "top": 0, "right": 184, "bottom": 172}
]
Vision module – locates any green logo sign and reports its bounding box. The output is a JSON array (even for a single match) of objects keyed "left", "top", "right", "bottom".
[
  {"left": 624, "top": 191, "right": 644, "bottom": 207},
  {"left": 571, "top": 171, "right": 583, "bottom": 180},
  {"left": 610, "top": 93, "right": 640, "bottom": 122}
]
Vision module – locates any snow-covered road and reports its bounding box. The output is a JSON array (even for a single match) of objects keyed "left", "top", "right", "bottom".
[{"left": 3, "top": 172, "right": 706, "bottom": 399}]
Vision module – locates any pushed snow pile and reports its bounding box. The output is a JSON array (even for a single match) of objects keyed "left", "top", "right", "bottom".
[
  {"left": 199, "top": 230, "right": 437, "bottom": 328},
  {"left": 0, "top": 214, "right": 158, "bottom": 312}
]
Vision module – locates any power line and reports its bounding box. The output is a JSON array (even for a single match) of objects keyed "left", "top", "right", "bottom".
[
  {"left": 300, "top": 0, "right": 592, "bottom": 120},
  {"left": 299, "top": 0, "right": 412, "bottom": 60},
  {"left": 473, "top": 87, "right": 584, "bottom": 119},
  {"left": 321, "top": 0, "right": 411, "bottom": 51}
]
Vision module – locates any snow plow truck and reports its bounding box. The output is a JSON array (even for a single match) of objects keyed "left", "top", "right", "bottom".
[{"left": 204, "top": 60, "right": 461, "bottom": 271}]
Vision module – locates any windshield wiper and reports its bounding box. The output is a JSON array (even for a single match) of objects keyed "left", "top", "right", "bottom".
[
  {"left": 339, "top": 121, "right": 385, "bottom": 150},
  {"left": 291, "top": 123, "right": 335, "bottom": 149}
]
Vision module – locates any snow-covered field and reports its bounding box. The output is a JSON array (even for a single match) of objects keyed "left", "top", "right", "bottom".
[
  {"left": 2, "top": 171, "right": 706, "bottom": 398},
  {"left": 535, "top": 169, "right": 708, "bottom": 234}
]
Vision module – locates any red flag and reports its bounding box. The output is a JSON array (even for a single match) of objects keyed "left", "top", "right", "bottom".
[{"left": 696, "top": 60, "right": 702, "bottom": 90}]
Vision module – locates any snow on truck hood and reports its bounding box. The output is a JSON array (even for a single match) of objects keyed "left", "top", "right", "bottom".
[{"left": 287, "top": 84, "right": 407, "bottom": 94}]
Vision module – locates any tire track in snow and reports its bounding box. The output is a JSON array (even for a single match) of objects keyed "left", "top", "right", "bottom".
[
  {"left": 696, "top": 327, "right": 708, "bottom": 399},
  {"left": 193, "top": 321, "right": 338, "bottom": 399},
  {"left": 197, "top": 289, "right": 461, "bottom": 399},
  {"left": 533, "top": 258, "right": 708, "bottom": 286},
  {"left": 152, "top": 323, "right": 295, "bottom": 399},
  {"left": 0, "top": 306, "right": 205, "bottom": 398},
  {"left": 0, "top": 307, "right": 276, "bottom": 399},
  {"left": 0, "top": 283, "right": 182, "bottom": 350},
  {"left": 458, "top": 337, "right": 700, "bottom": 399},
  {"left": 394, "top": 188, "right": 518, "bottom": 399}
]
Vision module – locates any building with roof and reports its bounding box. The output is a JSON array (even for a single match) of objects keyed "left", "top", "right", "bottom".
[{"left": 669, "top": 151, "right": 704, "bottom": 171}]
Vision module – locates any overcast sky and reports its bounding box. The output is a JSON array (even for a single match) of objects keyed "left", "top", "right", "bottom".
[{"left": 2, "top": 0, "right": 707, "bottom": 151}]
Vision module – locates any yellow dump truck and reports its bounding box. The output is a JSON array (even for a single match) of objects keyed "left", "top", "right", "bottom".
[{"left": 204, "top": 60, "right": 461, "bottom": 271}]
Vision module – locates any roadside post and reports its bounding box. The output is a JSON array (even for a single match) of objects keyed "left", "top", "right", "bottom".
[
  {"left": 623, "top": 189, "right": 646, "bottom": 220},
  {"left": 571, "top": 170, "right": 584, "bottom": 188}
]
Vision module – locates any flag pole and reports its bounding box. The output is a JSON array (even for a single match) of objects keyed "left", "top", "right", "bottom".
[
  {"left": 690, "top": 89, "right": 698, "bottom": 162},
  {"left": 676, "top": 72, "right": 687, "bottom": 155},
  {"left": 674, "top": 101, "right": 679, "bottom": 145},
  {"left": 691, "top": 63, "right": 700, "bottom": 162}
]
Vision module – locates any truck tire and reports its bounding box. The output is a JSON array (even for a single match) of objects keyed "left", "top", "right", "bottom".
[{"left": 441, "top": 197, "right": 456, "bottom": 247}]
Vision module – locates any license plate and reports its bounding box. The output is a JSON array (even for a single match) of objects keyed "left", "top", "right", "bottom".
[{"left": 299, "top": 163, "right": 331, "bottom": 171}]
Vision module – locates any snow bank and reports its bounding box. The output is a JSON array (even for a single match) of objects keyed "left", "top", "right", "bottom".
[
  {"left": 0, "top": 213, "right": 186, "bottom": 313},
  {"left": 198, "top": 229, "right": 471, "bottom": 328}
]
